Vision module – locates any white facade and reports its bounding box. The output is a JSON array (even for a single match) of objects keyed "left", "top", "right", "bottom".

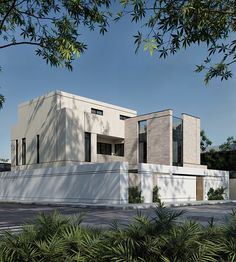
[
  {"left": 11, "top": 91, "right": 137, "bottom": 170},
  {"left": 4, "top": 90, "right": 229, "bottom": 204},
  {"left": 139, "top": 164, "right": 229, "bottom": 203},
  {"left": 0, "top": 162, "right": 129, "bottom": 204},
  {"left": 0, "top": 162, "right": 229, "bottom": 204}
]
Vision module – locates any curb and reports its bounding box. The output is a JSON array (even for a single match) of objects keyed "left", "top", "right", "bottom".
[{"left": 0, "top": 200, "right": 235, "bottom": 210}]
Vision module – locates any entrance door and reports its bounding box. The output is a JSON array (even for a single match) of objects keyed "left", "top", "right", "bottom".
[{"left": 196, "top": 176, "right": 203, "bottom": 201}]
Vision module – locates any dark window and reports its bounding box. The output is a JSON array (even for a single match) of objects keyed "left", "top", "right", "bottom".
[
  {"left": 22, "top": 138, "right": 26, "bottom": 165},
  {"left": 16, "top": 140, "right": 18, "bottom": 166},
  {"left": 173, "top": 117, "right": 183, "bottom": 166},
  {"left": 37, "top": 135, "right": 40, "bottom": 164},
  {"left": 139, "top": 121, "right": 147, "bottom": 163},
  {"left": 85, "top": 132, "right": 91, "bottom": 162},
  {"left": 120, "top": 115, "right": 130, "bottom": 120},
  {"left": 91, "top": 108, "right": 103, "bottom": 116},
  {"left": 97, "top": 142, "right": 112, "bottom": 155},
  {"left": 115, "top": 144, "right": 124, "bottom": 156}
]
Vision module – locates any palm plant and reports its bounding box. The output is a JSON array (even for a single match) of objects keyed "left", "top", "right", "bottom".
[{"left": 0, "top": 206, "right": 236, "bottom": 262}]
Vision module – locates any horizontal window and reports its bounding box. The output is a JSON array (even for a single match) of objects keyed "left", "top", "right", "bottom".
[
  {"left": 115, "top": 144, "right": 124, "bottom": 157},
  {"left": 97, "top": 142, "right": 112, "bottom": 155},
  {"left": 91, "top": 108, "right": 103, "bottom": 116},
  {"left": 120, "top": 115, "right": 130, "bottom": 120}
]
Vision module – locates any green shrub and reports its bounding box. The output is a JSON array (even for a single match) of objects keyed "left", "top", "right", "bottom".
[
  {"left": 207, "top": 187, "right": 225, "bottom": 200},
  {"left": 128, "top": 186, "right": 144, "bottom": 203},
  {"left": 1, "top": 207, "right": 236, "bottom": 261},
  {"left": 153, "top": 185, "right": 161, "bottom": 203}
]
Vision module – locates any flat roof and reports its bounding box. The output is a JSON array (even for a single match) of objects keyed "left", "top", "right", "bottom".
[{"left": 19, "top": 90, "right": 137, "bottom": 115}]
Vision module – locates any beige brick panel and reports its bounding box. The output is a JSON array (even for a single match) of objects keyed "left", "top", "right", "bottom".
[
  {"left": 182, "top": 114, "right": 200, "bottom": 165},
  {"left": 147, "top": 115, "right": 172, "bottom": 165}
]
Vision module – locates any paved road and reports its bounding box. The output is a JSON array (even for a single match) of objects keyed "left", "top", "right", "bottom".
[{"left": 0, "top": 202, "right": 235, "bottom": 233}]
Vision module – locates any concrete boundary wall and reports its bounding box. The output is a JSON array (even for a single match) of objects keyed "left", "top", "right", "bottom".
[
  {"left": 0, "top": 162, "right": 229, "bottom": 205},
  {"left": 139, "top": 164, "right": 229, "bottom": 203},
  {"left": 229, "top": 179, "right": 236, "bottom": 200},
  {"left": 204, "top": 169, "right": 229, "bottom": 200},
  {"left": 0, "top": 162, "right": 129, "bottom": 204}
]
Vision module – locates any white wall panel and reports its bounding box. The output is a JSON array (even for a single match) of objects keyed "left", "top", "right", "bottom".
[{"left": 0, "top": 162, "right": 129, "bottom": 204}]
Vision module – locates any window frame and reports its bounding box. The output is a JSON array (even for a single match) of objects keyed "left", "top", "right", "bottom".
[
  {"left": 115, "top": 143, "right": 124, "bottom": 157},
  {"left": 22, "top": 138, "right": 26, "bottom": 165},
  {"left": 36, "top": 135, "right": 40, "bottom": 164},
  {"left": 85, "top": 132, "right": 91, "bottom": 162},
  {"left": 97, "top": 142, "right": 112, "bottom": 155},
  {"left": 91, "top": 108, "right": 103, "bottom": 116},
  {"left": 16, "top": 139, "right": 18, "bottom": 166}
]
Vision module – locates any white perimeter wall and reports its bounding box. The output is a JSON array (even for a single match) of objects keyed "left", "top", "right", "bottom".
[
  {"left": 156, "top": 174, "right": 196, "bottom": 202},
  {"left": 139, "top": 164, "right": 229, "bottom": 203},
  {"left": 0, "top": 162, "right": 128, "bottom": 204},
  {"left": 229, "top": 179, "right": 236, "bottom": 200},
  {"left": 204, "top": 169, "right": 229, "bottom": 200},
  {"left": 0, "top": 161, "right": 229, "bottom": 205}
]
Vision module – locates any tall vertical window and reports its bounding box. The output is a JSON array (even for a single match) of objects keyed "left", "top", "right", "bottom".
[
  {"left": 22, "top": 138, "right": 26, "bottom": 165},
  {"left": 139, "top": 120, "right": 147, "bottom": 163},
  {"left": 115, "top": 144, "right": 124, "bottom": 156},
  {"left": 173, "top": 117, "right": 183, "bottom": 166},
  {"left": 16, "top": 139, "right": 18, "bottom": 166},
  {"left": 37, "top": 135, "right": 40, "bottom": 164},
  {"left": 85, "top": 132, "right": 91, "bottom": 162}
]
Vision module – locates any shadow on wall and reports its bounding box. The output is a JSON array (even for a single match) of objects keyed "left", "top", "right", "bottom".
[
  {"left": 204, "top": 170, "right": 229, "bottom": 200},
  {"left": 156, "top": 174, "right": 195, "bottom": 202},
  {"left": 0, "top": 163, "right": 128, "bottom": 204},
  {"left": 13, "top": 94, "right": 61, "bottom": 169},
  {"left": 15, "top": 94, "right": 112, "bottom": 169}
]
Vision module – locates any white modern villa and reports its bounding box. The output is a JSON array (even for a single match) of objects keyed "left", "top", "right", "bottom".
[{"left": 0, "top": 90, "right": 229, "bottom": 204}]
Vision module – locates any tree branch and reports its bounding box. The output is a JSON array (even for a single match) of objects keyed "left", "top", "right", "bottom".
[
  {"left": 0, "top": 0, "right": 17, "bottom": 31},
  {"left": 0, "top": 41, "right": 43, "bottom": 49},
  {"left": 20, "top": 11, "right": 58, "bottom": 21}
]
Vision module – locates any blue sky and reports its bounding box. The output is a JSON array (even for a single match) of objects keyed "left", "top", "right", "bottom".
[{"left": 0, "top": 17, "right": 236, "bottom": 159}]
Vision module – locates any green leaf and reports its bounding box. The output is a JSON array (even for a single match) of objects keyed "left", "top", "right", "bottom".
[{"left": 143, "top": 39, "right": 157, "bottom": 56}]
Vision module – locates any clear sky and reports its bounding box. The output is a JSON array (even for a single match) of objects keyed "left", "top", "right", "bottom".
[{"left": 0, "top": 16, "right": 236, "bottom": 160}]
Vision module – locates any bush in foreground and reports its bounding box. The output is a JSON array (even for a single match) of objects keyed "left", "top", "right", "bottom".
[{"left": 0, "top": 205, "right": 236, "bottom": 262}]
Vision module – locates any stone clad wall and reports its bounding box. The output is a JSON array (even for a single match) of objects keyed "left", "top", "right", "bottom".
[
  {"left": 147, "top": 114, "right": 172, "bottom": 165},
  {"left": 124, "top": 118, "right": 138, "bottom": 165},
  {"left": 182, "top": 114, "right": 201, "bottom": 166},
  {"left": 125, "top": 110, "right": 172, "bottom": 165}
]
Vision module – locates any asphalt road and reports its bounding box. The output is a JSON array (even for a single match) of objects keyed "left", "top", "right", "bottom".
[{"left": 0, "top": 202, "right": 235, "bottom": 233}]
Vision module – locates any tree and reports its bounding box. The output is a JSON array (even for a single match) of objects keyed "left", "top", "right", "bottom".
[
  {"left": 1, "top": 1, "right": 236, "bottom": 109},
  {"left": 0, "top": 0, "right": 111, "bottom": 109},
  {"left": 117, "top": 0, "right": 236, "bottom": 83},
  {"left": 201, "top": 136, "right": 236, "bottom": 170},
  {"left": 0, "top": 94, "right": 4, "bottom": 109},
  {"left": 0, "top": 0, "right": 110, "bottom": 69},
  {"left": 219, "top": 136, "right": 236, "bottom": 151},
  {"left": 200, "top": 130, "right": 212, "bottom": 152}
]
